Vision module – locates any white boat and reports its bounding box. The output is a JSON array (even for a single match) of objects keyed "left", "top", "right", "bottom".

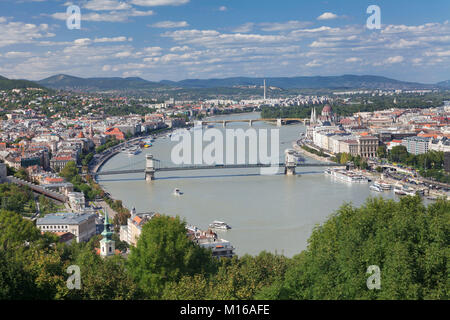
[
  {"left": 327, "top": 168, "right": 369, "bottom": 183},
  {"left": 370, "top": 185, "right": 383, "bottom": 192},
  {"left": 126, "top": 146, "right": 141, "bottom": 155},
  {"left": 374, "top": 181, "right": 392, "bottom": 190},
  {"left": 173, "top": 188, "right": 183, "bottom": 196},
  {"left": 209, "top": 221, "right": 231, "bottom": 230},
  {"left": 394, "top": 184, "right": 417, "bottom": 196}
]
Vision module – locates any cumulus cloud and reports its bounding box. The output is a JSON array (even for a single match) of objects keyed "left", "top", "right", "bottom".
[
  {"left": 259, "top": 20, "right": 311, "bottom": 32},
  {"left": 84, "top": 0, "right": 132, "bottom": 11},
  {"left": 385, "top": 56, "right": 404, "bottom": 64},
  {"left": 305, "top": 59, "right": 322, "bottom": 67},
  {"left": 0, "top": 18, "right": 54, "bottom": 47},
  {"left": 317, "top": 12, "right": 338, "bottom": 20},
  {"left": 50, "top": 8, "right": 154, "bottom": 22},
  {"left": 345, "top": 57, "right": 362, "bottom": 63},
  {"left": 131, "top": 0, "right": 189, "bottom": 6},
  {"left": 4, "top": 51, "right": 33, "bottom": 58},
  {"left": 150, "top": 21, "right": 189, "bottom": 28},
  {"left": 232, "top": 23, "right": 254, "bottom": 33}
]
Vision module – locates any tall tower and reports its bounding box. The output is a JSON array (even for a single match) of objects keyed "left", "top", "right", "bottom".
[
  {"left": 263, "top": 79, "right": 266, "bottom": 100},
  {"left": 89, "top": 120, "right": 94, "bottom": 139},
  {"left": 100, "top": 211, "right": 115, "bottom": 257}
]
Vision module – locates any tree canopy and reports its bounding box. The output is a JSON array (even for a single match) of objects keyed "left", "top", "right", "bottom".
[
  {"left": 127, "top": 215, "right": 216, "bottom": 299},
  {"left": 275, "top": 196, "right": 449, "bottom": 300}
]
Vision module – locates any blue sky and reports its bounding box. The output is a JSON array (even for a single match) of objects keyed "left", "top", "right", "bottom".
[{"left": 0, "top": 0, "right": 449, "bottom": 83}]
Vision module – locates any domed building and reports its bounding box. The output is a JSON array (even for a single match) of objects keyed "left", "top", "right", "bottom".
[{"left": 319, "top": 104, "right": 336, "bottom": 124}]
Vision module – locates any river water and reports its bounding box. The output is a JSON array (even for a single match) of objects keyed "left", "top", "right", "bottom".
[{"left": 98, "top": 112, "right": 401, "bottom": 257}]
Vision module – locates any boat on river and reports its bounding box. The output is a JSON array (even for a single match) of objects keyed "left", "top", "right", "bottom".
[
  {"left": 370, "top": 184, "right": 383, "bottom": 192},
  {"left": 173, "top": 188, "right": 183, "bottom": 196},
  {"left": 209, "top": 221, "right": 231, "bottom": 230}
]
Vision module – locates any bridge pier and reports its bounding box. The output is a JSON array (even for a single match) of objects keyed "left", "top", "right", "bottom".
[
  {"left": 277, "top": 119, "right": 283, "bottom": 127},
  {"left": 249, "top": 120, "right": 253, "bottom": 127},
  {"left": 145, "top": 154, "right": 156, "bottom": 181},
  {"left": 223, "top": 120, "right": 227, "bottom": 128},
  {"left": 284, "top": 149, "right": 296, "bottom": 176}
]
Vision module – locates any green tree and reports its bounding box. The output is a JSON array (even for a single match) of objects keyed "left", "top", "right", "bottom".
[
  {"left": 389, "top": 145, "right": 409, "bottom": 163},
  {"left": 339, "top": 153, "right": 352, "bottom": 165},
  {"left": 162, "top": 251, "right": 289, "bottom": 300},
  {"left": 59, "top": 161, "right": 79, "bottom": 182},
  {"left": 64, "top": 246, "right": 138, "bottom": 300},
  {"left": 376, "top": 146, "right": 387, "bottom": 159},
  {"left": 13, "top": 167, "right": 29, "bottom": 181},
  {"left": 0, "top": 209, "right": 41, "bottom": 250},
  {"left": 127, "top": 215, "right": 216, "bottom": 299},
  {"left": 278, "top": 196, "right": 449, "bottom": 300}
]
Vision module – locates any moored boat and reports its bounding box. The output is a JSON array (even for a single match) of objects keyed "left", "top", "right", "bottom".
[
  {"left": 370, "top": 185, "right": 383, "bottom": 192},
  {"left": 209, "top": 221, "right": 231, "bottom": 230}
]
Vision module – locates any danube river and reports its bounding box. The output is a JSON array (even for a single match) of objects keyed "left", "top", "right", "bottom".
[{"left": 98, "top": 112, "right": 401, "bottom": 257}]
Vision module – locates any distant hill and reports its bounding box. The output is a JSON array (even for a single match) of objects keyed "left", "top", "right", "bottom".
[
  {"left": 162, "top": 75, "right": 434, "bottom": 90},
  {"left": 0, "top": 75, "right": 44, "bottom": 90},
  {"left": 437, "top": 80, "right": 450, "bottom": 88},
  {"left": 38, "top": 74, "right": 168, "bottom": 92},
  {"left": 36, "top": 74, "right": 442, "bottom": 92}
]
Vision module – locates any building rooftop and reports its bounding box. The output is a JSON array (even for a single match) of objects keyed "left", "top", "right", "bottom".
[{"left": 36, "top": 212, "right": 95, "bottom": 225}]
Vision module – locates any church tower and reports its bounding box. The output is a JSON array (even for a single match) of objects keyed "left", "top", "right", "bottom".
[{"left": 100, "top": 211, "right": 115, "bottom": 257}]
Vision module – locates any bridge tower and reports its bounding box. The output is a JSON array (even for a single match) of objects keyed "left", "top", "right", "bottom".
[
  {"left": 284, "top": 149, "right": 296, "bottom": 176},
  {"left": 277, "top": 118, "right": 283, "bottom": 127},
  {"left": 145, "top": 154, "right": 156, "bottom": 181}
]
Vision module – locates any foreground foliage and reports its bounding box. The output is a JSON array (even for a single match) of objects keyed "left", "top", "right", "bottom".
[{"left": 0, "top": 193, "right": 448, "bottom": 300}]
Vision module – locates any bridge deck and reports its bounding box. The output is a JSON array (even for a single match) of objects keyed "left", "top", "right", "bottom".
[{"left": 96, "top": 163, "right": 344, "bottom": 175}]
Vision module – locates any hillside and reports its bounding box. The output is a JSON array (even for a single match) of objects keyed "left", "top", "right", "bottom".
[
  {"left": 161, "top": 75, "right": 434, "bottom": 90},
  {"left": 39, "top": 74, "right": 438, "bottom": 92},
  {"left": 0, "top": 75, "right": 44, "bottom": 90},
  {"left": 437, "top": 80, "right": 450, "bottom": 88},
  {"left": 38, "top": 74, "right": 168, "bottom": 92}
]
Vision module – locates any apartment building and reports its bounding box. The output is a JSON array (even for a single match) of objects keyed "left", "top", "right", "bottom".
[{"left": 36, "top": 212, "right": 96, "bottom": 243}]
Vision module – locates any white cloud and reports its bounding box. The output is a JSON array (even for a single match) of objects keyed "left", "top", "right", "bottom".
[
  {"left": 386, "top": 39, "right": 420, "bottom": 49},
  {"left": 170, "top": 45, "right": 190, "bottom": 52},
  {"left": 0, "top": 19, "right": 54, "bottom": 47},
  {"left": 84, "top": 0, "right": 132, "bottom": 11},
  {"left": 232, "top": 23, "right": 254, "bottom": 33},
  {"left": 93, "top": 36, "right": 131, "bottom": 43},
  {"left": 115, "top": 51, "right": 132, "bottom": 58},
  {"left": 73, "top": 38, "right": 91, "bottom": 46},
  {"left": 425, "top": 50, "right": 450, "bottom": 57},
  {"left": 50, "top": 8, "right": 154, "bottom": 22},
  {"left": 131, "top": 0, "right": 189, "bottom": 6},
  {"left": 374, "top": 56, "right": 405, "bottom": 66},
  {"left": 259, "top": 20, "right": 311, "bottom": 32},
  {"left": 317, "top": 12, "right": 338, "bottom": 20},
  {"left": 385, "top": 56, "right": 404, "bottom": 64},
  {"left": 4, "top": 51, "right": 33, "bottom": 58},
  {"left": 306, "top": 59, "right": 322, "bottom": 67},
  {"left": 150, "top": 21, "right": 189, "bottom": 28},
  {"left": 345, "top": 57, "right": 362, "bottom": 63},
  {"left": 219, "top": 6, "right": 227, "bottom": 11}
]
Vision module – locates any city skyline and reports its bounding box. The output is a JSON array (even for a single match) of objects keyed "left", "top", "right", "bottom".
[{"left": 0, "top": 0, "right": 449, "bottom": 83}]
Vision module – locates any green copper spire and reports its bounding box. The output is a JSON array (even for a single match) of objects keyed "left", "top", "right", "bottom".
[{"left": 101, "top": 211, "right": 113, "bottom": 240}]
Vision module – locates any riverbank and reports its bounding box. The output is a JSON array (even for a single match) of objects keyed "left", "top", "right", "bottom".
[{"left": 292, "top": 141, "right": 334, "bottom": 163}]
